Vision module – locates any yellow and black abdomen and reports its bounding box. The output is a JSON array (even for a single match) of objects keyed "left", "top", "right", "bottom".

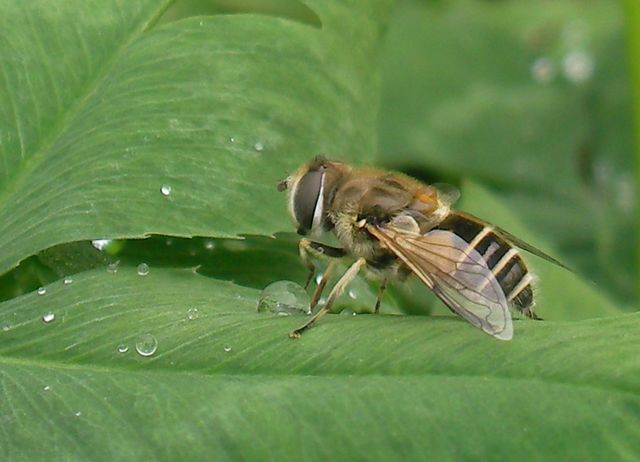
[{"left": 434, "top": 212, "right": 538, "bottom": 319}]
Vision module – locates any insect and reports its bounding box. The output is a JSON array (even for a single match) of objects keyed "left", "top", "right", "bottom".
[{"left": 277, "top": 157, "right": 566, "bottom": 340}]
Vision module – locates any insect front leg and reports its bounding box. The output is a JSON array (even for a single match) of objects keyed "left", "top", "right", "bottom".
[
  {"left": 290, "top": 258, "right": 367, "bottom": 339},
  {"left": 298, "top": 238, "right": 346, "bottom": 288}
]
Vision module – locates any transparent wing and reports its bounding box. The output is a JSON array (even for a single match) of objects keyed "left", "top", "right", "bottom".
[
  {"left": 367, "top": 224, "right": 513, "bottom": 340},
  {"left": 433, "top": 183, "right": 460, "bottom": 208}
]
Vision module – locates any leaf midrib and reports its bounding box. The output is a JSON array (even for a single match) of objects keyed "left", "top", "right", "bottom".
[{"left": 1, "top": 353, "right": 637, "bottom": 398}]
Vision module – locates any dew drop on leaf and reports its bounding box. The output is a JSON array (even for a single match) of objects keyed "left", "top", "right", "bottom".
[
  {"left": 223, "top": 345, "right": 232, "bottom": 352},
  {"left": 187, "top": 308, "right": 199, "bottom": 320},
  {"left": 37, "top": 287, "right": 46, "bottom": 296},
  {"left": 160, "top": 184, "right": 172, "bottom": 197},
  {"left": 63, "top": 277, "right": 73, "bottom": 285},
  {"left": 254, "top": 142, "right": 264, "bottom": 152},
  {"left": 136, "top": 263, "right": 150, "bottom": 276},
  {"left": 135, "top": 334, "right": 158, "bottom": 357},
  {"left": 257, "top": 281, "right": 311, "bottom": 315},
  {"left": 42, "top": 312, "right": 55, "bottom": 323},
  {"left": 117, "top": 343, "right": 129, "bottom": 354},
  {"left": 107, "top": 261, "right": 120, "bottom": 274}
]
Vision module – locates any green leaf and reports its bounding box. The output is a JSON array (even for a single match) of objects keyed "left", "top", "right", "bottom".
[
  {"left": 0, "top": 0, "right": 393, "bottom": 275},
  {"left": 1, "top": 266, "right": 639, "bottom": 460}
]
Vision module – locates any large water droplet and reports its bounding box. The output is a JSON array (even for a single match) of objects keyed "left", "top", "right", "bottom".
[
  {"left": 187, "top": 308, "right": 199, "bottom": 320},
  {"left": 63, "top": 277, "right": 73, "bottom": 285},
  {"left": 42, "top": 312, "right": 55, "bottom": 323},
  {"left": 137, "top": 263, "right": 150, "bottom": 276},
  {"left": 135, "top": 334, "right": 158, "bottom": 357},
  {"left": 37, "top": 287, "right": 47, "bottom": 296},
  {"left": 160, "top": 184, "right": 172, "bottom": 197},
  {"left": 117, "top": 343, "right": 129, "bottom": 354},
  {"left": 107, "top": 261, "right": 120, "bottom": 274},
  {"left": 257, "top": 281, "right": 311, "bottom": 315}
]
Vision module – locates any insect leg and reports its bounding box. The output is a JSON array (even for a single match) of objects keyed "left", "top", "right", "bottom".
[
  {"left": 289, "top": 258, "right": 366, "bottom": 339},
  {"left": 374, "top": 279, "right": 388, "bottom": 314},
  {"left": 299, "top": 239, "right": 346, "bottom": 289},
  {"left": 310, "top": 260, "right": 337, "bottom": 309}
]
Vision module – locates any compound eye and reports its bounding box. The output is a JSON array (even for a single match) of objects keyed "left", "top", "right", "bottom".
[{"left": 293, "top": 170, "right": 324, "bottom": 234}]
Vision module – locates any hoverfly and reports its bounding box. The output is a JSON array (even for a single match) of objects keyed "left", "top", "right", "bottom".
[{"left": 277, "top": 157, "right": 565, "bottom": 340}]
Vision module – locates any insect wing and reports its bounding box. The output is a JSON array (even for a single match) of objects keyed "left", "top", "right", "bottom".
[
  {"left": 367, "top": 224, "right": 513, "bottom": 340},
  {"left": 432, "top": 183, "right": 461, "bottom": 208}
]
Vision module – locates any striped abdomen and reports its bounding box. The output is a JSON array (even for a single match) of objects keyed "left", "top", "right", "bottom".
[{"left": 435, "top": 212, "right": 538, "bottom": 319}]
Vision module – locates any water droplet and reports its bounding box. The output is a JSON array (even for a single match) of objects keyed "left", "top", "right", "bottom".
[
  {"left": 223, "top": 345, "right": 232, "bottom": 352},
  {"left": 348, "top": 289, "right": 358, "bottom": 300},
  {"left": 117, "top": 343, "right": 129, "bottom": 354},
  {"left": 42, "top": 312, "right": 55, "bottom": 323},
  {"left": 187, "top": 308, "right": 199, "bottom": 320},
  {"left": 253, "top": 142, "right": 264, "bottom": 152},
  {"left": 315, "top": 273, "right": 324, "bottom": 285},
  {"left": 37, "top": 287, "right": 47, "bottom": 296},
  {"left": 136, "top": 263, "right": 150, "bottom": 276},
  {"left": 204, "top": 240, "right": 215, "bottom": 250},
  {"left": 342, "top": 308, "right": 357, "bottom": 316},
  {"left": 563, "top": 51, "right": 594, "bottom": 83},
  {"left": 531, "top": 57, "right": 555, "bottom": 83},
  {"left": 135, "top": 334, "right": 158, "bottom": 357},
  {"left": 160, "top": 184, "right": 172, "bottom": 197},
  {"left": 92, "top": 239, "right": 112, "bottom": 251},
  {"left": 75, "top": 411, "right": 82, "bottom": 417},
  {"left": 257, "top": 281, "right": 311, "bottom": 315},
  {"left": 63, "top": 277, "right": 73, "bottom": 285},
  {"left": 1, "top": 321, "right": 11, "bottom": 332},
  {"left": 107, "top": 261, "right": 120, "bottom": 274},
  {"left": 229, "top": 137, "right": 236, "bottom": 143},
  {"left": 43, "top": 385, "right": 51, "bottom": 391}
]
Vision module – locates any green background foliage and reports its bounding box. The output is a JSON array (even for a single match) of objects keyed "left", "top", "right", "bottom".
[{"left": 0, "top": 0, "right": 636, "bottom": 460}]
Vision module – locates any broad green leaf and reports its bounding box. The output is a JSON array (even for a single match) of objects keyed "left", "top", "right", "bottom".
[
  {"left": 0, "top": 0, "right": 393, "bottom": 275},
  {"left": 377, "top": 0, "right": 635, "bottom": 303},
  {"left": 1, "top": 266, "right": 639, "bottom": 460}
]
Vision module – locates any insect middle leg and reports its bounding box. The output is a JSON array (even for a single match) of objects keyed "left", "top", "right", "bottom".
[{"left": 290, "top": 258, "right": 367, "bottom": 339}]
